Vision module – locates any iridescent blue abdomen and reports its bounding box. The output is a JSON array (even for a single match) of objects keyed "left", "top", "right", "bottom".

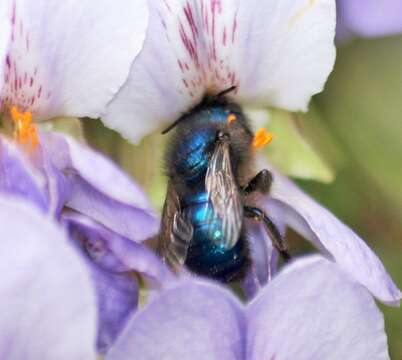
[{"left": 182, "top": 191, "right": 247, "bottom": 282}]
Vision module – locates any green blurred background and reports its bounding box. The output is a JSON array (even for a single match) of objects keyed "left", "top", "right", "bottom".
[
  {"left": 83, "top": 34, "right": 402, "bottom": 358},
  {"left": 305, "top": 34, "right": 402, "bottom": 358}
]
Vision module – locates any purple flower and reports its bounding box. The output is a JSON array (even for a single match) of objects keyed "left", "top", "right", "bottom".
[
  {"left": 337, "top": 0, "right": 402, "bottom": 39},
  {"left": 245, "top": 164, "right": 402, "bottom": 305},
  {"left": 0, "top": 133, "right": 171, "bottom": 353},
  {"left": 0, "top": 1, "right": 400, "bottom": 357},
  {"left": 106, "top": 255, "right": 390, "bottom": 360},
  {"left": 0, "top": 1, "right": 168, "bottom": 352},
  {"left": 0, "top": 196, "right": 97, "bottom": 359},
  {"left": 0, "top": 197, "right": 390, "bottom": 359}
]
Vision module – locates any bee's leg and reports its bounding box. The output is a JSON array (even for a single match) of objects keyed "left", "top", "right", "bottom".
[
  {"left": 243, "top": 169, "right": 273, "bottom": 195},
  {"left": 244, "top": 206, "right": 291, "bottom": 262}
]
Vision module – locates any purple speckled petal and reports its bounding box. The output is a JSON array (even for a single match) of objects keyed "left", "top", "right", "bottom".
[
  {"left": 88, "top": 261, "right": 139, "bottom": 354},
  {"left": 338, "top": 0, "right": 402, "bottom": 38},
  {"left": 0, "top": 136, "right": 48, "bottom": 211},
  {"left": 106, "top": 256, "right": 389, "bottom": 360},
  {"left": 103, "top": 0, "right": 336, "bottom": 144},
  {"left": 0, "top": 196, "right": 97, "bottom": 359},
  {"left": 106, "top": 280, "right": 245, "bottom": 360},
  {"left": 265, "top": 167, "right": 402, "bottom": 305},
  {"left": 243, "top": 199, "right": 288, "bottom": 299},
  {"left": 0, "top": 1, "right": 11, "bottom": 92},
  {"left": 33, "top": 139, "right": 72, "bottom": 215},
  {"left": 242, "top": 220, "right": 280, "bottom": 299},
  {"left": 63, "top": 211, "right": 173, "bottom": 285},
  {"left": 40, "top": 131, "right": 160, "bottom": 241},
  {"left": 247, "top": 256, "right": 390, "bottom": 360},
  {"left": 1, "top": 0, "right": 148, "bottom": 119}
]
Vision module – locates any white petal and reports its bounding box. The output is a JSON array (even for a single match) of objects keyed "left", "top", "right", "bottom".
[
  {"left": 0, "top": 0, "right": 12, "bottom": 94},
  {"left": 235, "top": 0, "right": 336, "bottom": 111},
  {"left": 0, "top": 196, "right": 97, "bottom": 359},
  {"left": 247, "top": 256, "right": 390, "bottom": 360},
  {"left": 266, "top": 167, "right": 402, "bottom": 305},
  {"left": 104, "top": 0, "right": 336, "bottom": 143},
  {"left": 1, "top": 0, "right": 148, "bottom": 118},
  {"left": 103, "top": 0, "right": 209, "bottom": 143}
]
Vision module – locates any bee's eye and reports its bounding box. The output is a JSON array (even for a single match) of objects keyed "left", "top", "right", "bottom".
[{"left": 217, "top": 130, "right": 230, "bottom": 142}]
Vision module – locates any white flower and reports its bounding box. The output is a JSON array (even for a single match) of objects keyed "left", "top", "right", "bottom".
[
  {"left": 102, "top": 0, "right": 336, "bottom": 143},
  {"left": 99, "top": 0, "right": 401, "bottom": 307},
  {"left": 0, "top": 0, "right": 148, "bottom": 121}
]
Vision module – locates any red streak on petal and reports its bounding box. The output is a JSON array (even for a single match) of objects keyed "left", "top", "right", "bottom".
[
  {"left": 163, "top": 0, "right": 172, "bottom": 12},
  {"left": 177, "top": 59, "right": 184, "bottom": 72},
  {"left": 232, "top": 14, "right": 237, "bottom": 43},
  {"left": 11, "top": 3, "right": 16, "bottom": 25},
  {"left": 211, "top": 1, "right": 217, "bottom": 61},
  {"left": 179, "top": 22, "right": 199, "bottom": 68},
  {"left": 183, "top": 2, "right": 198, "bottom": 44},
  {"left": 26, "top": 34, "right": 30, "bottom": 51}
]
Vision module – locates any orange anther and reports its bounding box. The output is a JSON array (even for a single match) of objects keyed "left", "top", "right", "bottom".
[
  {"left": 9, "top": 106, "right": 39, "bottom": 149},
  {"left": 252, "top": 128, "right": 273, "bottom": 148},
  {"left": 227, "top": 113, "right": 236, "bottom": 124}
]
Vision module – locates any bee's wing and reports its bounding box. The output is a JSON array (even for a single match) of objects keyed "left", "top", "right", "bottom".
[
  {"left": 158, "top": 182, "right": 193, "bottom": 271},
  {"left": 205, "top": 141, "right": 243, "bottom": 249}
]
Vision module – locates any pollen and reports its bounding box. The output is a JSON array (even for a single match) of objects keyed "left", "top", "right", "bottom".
[
  {"left": 10, "top": 106, "right": 39, "bottom": 148},
  {"left": 227, "top": 114, "right": 236, "bottom": 124},
  {"left": 252, "top": 128, "right": 273, "bottom": 148}
]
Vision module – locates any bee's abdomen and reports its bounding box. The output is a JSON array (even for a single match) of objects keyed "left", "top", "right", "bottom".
[{"left": 182, "top": 192, "right": 249, "bottom": 282}]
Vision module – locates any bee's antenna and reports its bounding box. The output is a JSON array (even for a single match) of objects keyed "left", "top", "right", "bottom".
[
  {"left": 161, "top": 118, "right": 183, "bottom": 134},
  {"left": 161, "top": 86, "right": 237, "bottom": 135},
  {"left": 215, "top": 85, "right": 237, "bottom": 99}
]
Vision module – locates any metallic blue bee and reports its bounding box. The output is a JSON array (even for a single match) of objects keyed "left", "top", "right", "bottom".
[{"left": 159, "top": 87, "right": 290, "bottom": 282}]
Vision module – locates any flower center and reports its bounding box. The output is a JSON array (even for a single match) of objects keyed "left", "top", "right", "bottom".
[
  {"left": 10, "top": 106, "right": 38, "bottom": 148},
  {"left": 253, "top": 128, "right": 273, "bottom": 148}
]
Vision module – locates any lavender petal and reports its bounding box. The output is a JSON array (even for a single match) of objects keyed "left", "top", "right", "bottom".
[
  {"left": 266, "top": 167, "right": 402, "bottom": 305},
  {"left": 0, "top": 196, "right": 97, "bottom": 359}
]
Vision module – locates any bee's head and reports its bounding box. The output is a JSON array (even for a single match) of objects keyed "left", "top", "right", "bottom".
[{"left": 161, "top": 86, "right": 242, "bottom": 135}]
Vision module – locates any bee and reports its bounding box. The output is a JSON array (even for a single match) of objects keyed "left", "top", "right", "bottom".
[{"left": 158, "top": 87, "right": 290, "bottom": 282}]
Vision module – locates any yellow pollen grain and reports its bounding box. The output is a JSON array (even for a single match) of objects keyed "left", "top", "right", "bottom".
[
  {"left": 252, "top": 128, "right": 273, "bottom": 149},
  {"left": 10, "top": 106, "right": 39, "bottom": 148},
  {"left": 227, "top": 114, "right": 236, "bottom": 124}
]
